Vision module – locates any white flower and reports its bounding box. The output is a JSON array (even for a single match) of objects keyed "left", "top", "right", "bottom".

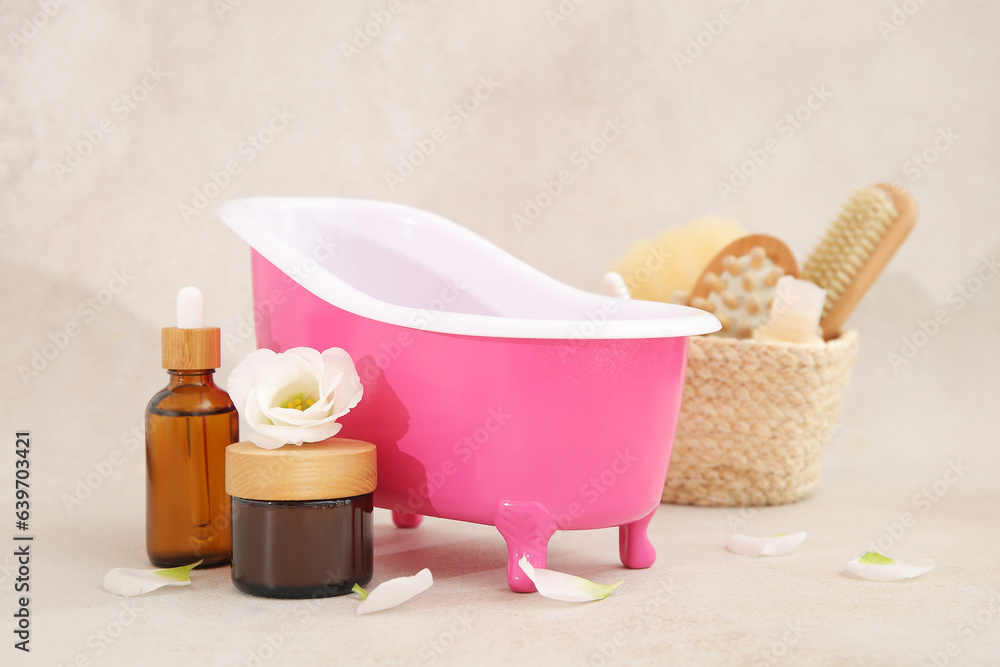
[{"left": 227, "top": 347, "right": 363, "bottom": 449}]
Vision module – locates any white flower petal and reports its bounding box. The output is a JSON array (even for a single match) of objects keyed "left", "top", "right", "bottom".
[
  {"left": 265, "top": 405, "right": 338, "bottom": 427},
  {"left": 227, "top": 348, "right": 276, "bottom": 411},
  {"left": 253, "top": 420, "right": 344, "bottom": 446},
  {"left": 257, "top": 354, "right": 321, "bottom": 416},
  {"left": 727, "top": 532, "right": 807, "bottom": 557},
  {"left": 846, "top": 552, "right": 934, "bottom": 582},
  {"left": 332, "top": 380, "right": 364, "bottom": 418},
  {"left": 103, "top": 561, "right": 201, "bottom": 597},
  {"left": 321, "top": 348, "right": 357, "bottom": 391},
  {"left": 322, "top": 348, "right": 364, "bottom": 413},
  {"left": 285, "top": 346, "right": 326, "bottom": 378},
  {"left": 320, "top": 369, "right": 345, "bottom": 404},
  {"left": 263, "top": 351, "right": 318, "bottom": 393},
  {"left": 356, "top": 569, "right": 433, "bottom": 614},
  {"left": 254, "top": 362, "right": 319, "bottom": 429},
  {"left": 245, "top": 430, "right": 287, "bottom": 450},
  {"left": 242, "top": 387, "right": 285, "bottom": 448},
  {"left": 518, "top": 556, "right": 623, "bottom": 602}
]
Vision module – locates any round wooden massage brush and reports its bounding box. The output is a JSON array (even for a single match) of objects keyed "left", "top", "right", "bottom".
[{"left": 687, "top": 234, "right": 800, "bottom": 338}]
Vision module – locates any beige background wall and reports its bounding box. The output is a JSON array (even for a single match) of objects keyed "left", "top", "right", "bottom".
[{"left": 1, "top": 1, "right": 998, "bottom": 664}]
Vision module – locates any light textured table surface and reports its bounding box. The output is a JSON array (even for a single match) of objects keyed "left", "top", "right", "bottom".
[
  {"left": 2, "top": 1, "right": 999, "bottom": 665},
  {"left": 24, "top": 481, "right": 1000, "bottom": 666}
]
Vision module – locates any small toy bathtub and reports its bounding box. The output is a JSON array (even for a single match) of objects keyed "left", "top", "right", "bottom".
[{"left": 219, "top": 198, "right": 719, "bottom": 592}]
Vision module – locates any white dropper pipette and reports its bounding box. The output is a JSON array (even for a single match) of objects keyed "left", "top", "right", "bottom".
[{"left": 176, "top": 286, "right": 205, "bottom": 328}]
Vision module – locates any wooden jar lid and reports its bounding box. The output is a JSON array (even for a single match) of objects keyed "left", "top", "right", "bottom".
[
  {"left": 161, "top": 327, "right": 221, "bottom": 370},
  {"left": 226, "top": 438, "right": 377, "bottom": 501}
]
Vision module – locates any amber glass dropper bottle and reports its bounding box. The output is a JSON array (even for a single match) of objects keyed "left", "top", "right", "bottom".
[{"left": 146, "top": 287, "right": 238, "bottom": 567}]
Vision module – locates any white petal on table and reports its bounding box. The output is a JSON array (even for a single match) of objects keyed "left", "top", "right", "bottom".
[
  {"left": 356, "top": 568, "right": 434, "bottom": 615},
  {"left": 846, "top": 552, "right": 935, "bottom": 581},
  {"left": 103, "top": 561, "right": 201, "bottom": 597},
  {"left": 518, "top": 556, "right": 623, "bottom": 602},
  {"left": 727, "top": 532, "right": 807, "bottom": 557}
]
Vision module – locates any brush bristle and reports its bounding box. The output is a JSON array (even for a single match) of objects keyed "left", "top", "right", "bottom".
[{"left": 802, "top": 187, "right": 898, "bottom": 319}]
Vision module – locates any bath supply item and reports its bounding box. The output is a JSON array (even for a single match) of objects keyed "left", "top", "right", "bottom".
[
  {"left": 219, "top": 197, "right": 720, "bottom": 592},
  {"left": 610, "top": 217, "right": 746, "bottom": 303},
  {"left": 226, "top": 438, "right": 376, "bottom": 599},
  {"left": 146, "top": 287, "right": 238, "bottom": 568},
  {"left": 688, "top": 234, "right": 800, "bottom": 338},
  {"left": 755, "top": 276, "right": 826, "bottom": 344},
  {"left": 668, "top": 289, "right": 691, "bottom": 305},
  {"left": 801, "top": 183, "right": 917, "bottom": 339},
  {"left": 601, "top": 271, "right": 631, "bottom": 299},
  {"left": 160, "top": 286, "right": 217, "bottom": 369},
  {"left": 662, "top": 329, "right": 858, "bottom": 506}
]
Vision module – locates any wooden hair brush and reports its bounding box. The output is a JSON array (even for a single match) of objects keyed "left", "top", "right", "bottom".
[{"left": 801, "top": 183, "right": 918, "bottom": 339}]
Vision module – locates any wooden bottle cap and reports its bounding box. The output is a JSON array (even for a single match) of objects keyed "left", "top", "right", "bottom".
[
  {"left": 226, "top": 438, "right": 377, "bottom": 501},
  {"left": 161, "top": 327, "right": 221, "bottom": 370}
]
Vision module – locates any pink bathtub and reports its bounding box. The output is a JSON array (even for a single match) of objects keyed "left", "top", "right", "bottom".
[{"left": 218, "top": 198, "right": 719, "bottom": 592}]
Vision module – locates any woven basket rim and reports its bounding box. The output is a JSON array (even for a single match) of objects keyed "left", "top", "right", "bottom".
[{"left": 688, "top": 328, "right": 859, "bottom": 349}]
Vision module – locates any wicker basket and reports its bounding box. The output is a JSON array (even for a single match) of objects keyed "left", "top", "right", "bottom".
[{"left": 662, "top": 329, "right": 859, "bottom": 507}]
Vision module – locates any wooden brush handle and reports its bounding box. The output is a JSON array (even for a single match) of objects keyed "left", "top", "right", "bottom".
[{"left": 819, "top": 184, "right": 918, "bottom": 339}]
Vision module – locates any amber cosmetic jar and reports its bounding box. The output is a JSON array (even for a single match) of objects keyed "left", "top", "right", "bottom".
[{"left": 225, "top": 439, "right": 376, "bottom": 599}]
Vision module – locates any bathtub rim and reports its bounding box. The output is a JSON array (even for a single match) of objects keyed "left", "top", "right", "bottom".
[{"left": 220, "top": 196, "right": 721, "bottom": 340}]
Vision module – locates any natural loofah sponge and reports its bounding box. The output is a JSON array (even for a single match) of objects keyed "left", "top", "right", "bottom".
[{"left": 610, "top": 217, "right": 746, "bottom": 303}]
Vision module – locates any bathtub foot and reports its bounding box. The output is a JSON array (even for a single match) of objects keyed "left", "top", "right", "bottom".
[
  {"left": 494, "top": 501, "right": 556, "bottom": 593},
  {"left": 392, "top": 508, "right": 423, "bottom": 529},
  {"left": 619, "top": 508, "right": 657, "bottom": 569}
]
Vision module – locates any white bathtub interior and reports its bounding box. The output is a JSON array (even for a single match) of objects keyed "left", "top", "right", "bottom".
[{"left": 222, "top": 198, "right": 720, "bottom": 338}]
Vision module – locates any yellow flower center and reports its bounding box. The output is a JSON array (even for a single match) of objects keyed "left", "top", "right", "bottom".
[{"left": 280, "top": 393, "right": 317, "bottom": 411}]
